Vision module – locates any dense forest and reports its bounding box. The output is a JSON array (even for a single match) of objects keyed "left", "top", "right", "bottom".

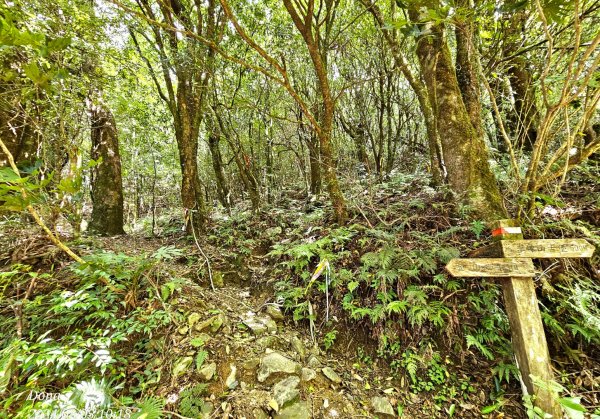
[{"left": 0, "top": 0, "right": 599, "bottom": 417}]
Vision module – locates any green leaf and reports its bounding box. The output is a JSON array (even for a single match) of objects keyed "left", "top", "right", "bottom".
[
  {"left": 347, "top": 280, "right": 359, "bottom": 292},
  {"left": 0, "top": 167, "right": 21, "bottom": 182},
  {"left": 24, "top": 62, "right": 41, "bottom": 83},
  {"left": 195, "top": 350, "right": 208, "bottom": 370},
  {"left": 190, "top": 337, "right": 206, "bottom": 348},
  {"left": 387, "top": 300, "right": 408, "bottom": 314},
  {"left": 558, "top": 397, "right": 586, "bottom": 414},
  {"left": 481, "top": 404, "right": 499, "bottom": 414},
  {"left": 47, "top": 36, "right": 71, "bottom": 52}
]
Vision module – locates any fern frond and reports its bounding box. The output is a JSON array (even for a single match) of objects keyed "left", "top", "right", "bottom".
[{"left": 133, "top": 396, "right": 164, "bottom": 419}]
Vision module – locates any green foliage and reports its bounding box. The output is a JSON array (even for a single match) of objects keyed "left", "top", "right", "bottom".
[
  {"left": 178, "top": 384, "right": 208, "bottom": 417},
  {"left": 399, "top": 346, "right": 475, "bottom": 408},
  {"left": 132, "top": 397, "right": 164, "bottom": 419},
  {"left": 470, "top": 220, "right": 486, "bottom": 239},
  {"left": 195, "top": 350, "right": 209, "bottom": 370},
  {"left": 523, "top": 376, "right": 589, "bottom": 419},
  {"left": 0, "top": 249, "right": 185, "bottom": 415},
  {"left": 322, "top": 329, "right": 338, "bottom": 351}
]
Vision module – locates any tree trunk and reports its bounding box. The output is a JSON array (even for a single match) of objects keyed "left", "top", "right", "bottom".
[
  {"left": 411, "top": 10, "right": 505, "bottom": 219},
  {"left": 455, "top": 14, "right": 484, "bottom": 139},
  {"left": 231, "top": 150, "right": 260, "bottom": 211},
  {"left": 208, "top": 128, "right": 231, "bottom": 208},
  {"left": 0, "top": 85, "right": 37, "bottom": 168},
  {"left": 308, "top": 135, "right": 322, "bottom": 195},
  {"left": 265, "top": 138, "right": 275, "bottom": 204},
  {"left": 282, "top": 0, "right": 348, "bottom": 224},
  {"left": 507, "top": 58, "right": 539, "bottom": 151},
  {"left": 89, "top": 99, "right": 125, "bottom": 235},
  {"left": 176, "top": 117, "right": 206, "bottom": 234}
]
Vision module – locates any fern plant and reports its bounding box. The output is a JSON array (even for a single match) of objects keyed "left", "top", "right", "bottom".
[{"left": 132, "top": 397, "right": 164, "bottom": 419}]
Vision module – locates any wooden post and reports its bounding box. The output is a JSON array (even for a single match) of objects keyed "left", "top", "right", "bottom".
[{"left": 491, "top": 220, "right": 561, "bottom": 417}]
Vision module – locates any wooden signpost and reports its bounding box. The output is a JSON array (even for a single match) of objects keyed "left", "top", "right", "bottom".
[{"left": 446, "top": 219, "right": 596, "bottom": 417}]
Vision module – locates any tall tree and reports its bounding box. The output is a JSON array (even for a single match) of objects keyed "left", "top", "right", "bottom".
[
  {"left": 219, "top": 0, "right": 348, "bottom": 223},
  {"left": 407, "top": 3, "right": 505, "bottom": 219},
  {"left": 88, "top": 96, "right": 125, "bottom": 235},
  {"left": 281, "top": 0, "right": 347, "bottom": 221},
  {"left": 130, "top": 0, "right": 223, "bottom": 233}
]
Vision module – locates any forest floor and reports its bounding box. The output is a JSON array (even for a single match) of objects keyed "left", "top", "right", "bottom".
[
  {"left": 87, "top": 234, "right": 499, "bottom": 419},
  {"left": 1, "top": 169, "right": 599, "bottom": 418}
]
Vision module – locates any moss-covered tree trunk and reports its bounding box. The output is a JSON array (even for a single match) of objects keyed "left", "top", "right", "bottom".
[
  {"left": 455, "top": 13, "right": 484, "bottom": 140},
  {"left": 131, "top": 0, "right": 220, "bottom": 235},
  {"left": 410, "top": 9, "right": 505, "bottom": 219},
  {"left": 207, "top": 125, "right": 231, "bottom": 208},
  {"left": 283, "top": 0, "right": 348, "bottom": 224},
  {"left": 500, "top": 11, "right": 539, "bottom": 152},
  {"left": 174, "top": 87, "right": 207, "bottom": 234},
  {"left": 507, "top": 58, "right": 539, "bottom": 151},
  {"left": 0, "top": 83, "right": 37, "bottom": 168},
  {"left": 307, "top": 135, "right": 322, "bottom": 195},
  {"left": 89, "top": 100, "right": 124, "bottom": 235}
]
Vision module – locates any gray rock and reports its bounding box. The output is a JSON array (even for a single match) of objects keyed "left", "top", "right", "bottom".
[
  {"left": 256, "top": 336, "right": 277, "bottom": 349},
  {"left": 257, "top": 352, "right": 301, "bottom": 383},
  {"left": 371, "top": 396, "right": 395, "bottom": 417},
  {"left": 213, "top": 271, "right": 224, "bottom": 288},
  {"left": 172, "top": 356, "right": 193, "bottom": 378},
  {"left": 226, "top": 364, "right": 238, "bottom": 389},
  {"left": 321, "top": 367, "right": 342, "bottom": 384},
  {"left": 307, "top": 355, "right": 321, "bottom": 368},
  {"left": 199, "top": 362, "right": 216, "bottom": 381},
  {"left": 195, "top": 313, "right": 225, "bottom": 333},
  {"left": 274, "top": 401, "right": 311, "bottom": 419},
  {"left": 192, "top": 333, "right": 212, "bottom": 346},
  {"left": 188, "top": 312, "right": 201, "bottom": 328},
  {"left": 200, "top": 401, "right": 214, "bottom": 418},
  {"left": 210, "top": 313, "right": 226, "bottom": 332},
  {"left": 244, "top": 315, "right": 277, "bottom": 335},
  {"left": 291, "top": 337, "right": 306, "bottom": 358},
  {"left": 273, "top": 376, "right": 300, "bottom": 408},
  {"left": 245, "top": 319, "right": 267, "bottom": 335},
  {"left": 265, "top": 305, "right": 284, "bottom": 321},
  {"left": 301, "top": 368, "right": 316, "bottom": 382},
  {"left": 265, "top": 318, "right": 278, "bottom": 333}
]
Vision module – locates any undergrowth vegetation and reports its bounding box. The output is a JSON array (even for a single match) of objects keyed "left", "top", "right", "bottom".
[
  {"left": 263, "top": 173, "right": 600, "bottom": 416},
  {"left": 0, "top": 246, "right": 186, "bottom": 417},
  {"left": 0, "top": 170, "right": 598, "bottom": 418}
]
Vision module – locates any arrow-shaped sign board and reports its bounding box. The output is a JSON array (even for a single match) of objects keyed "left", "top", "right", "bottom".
[
  {"left": 499, "top": 239, "right": 595, "bottom": 258},
  {"left": 446, "top": 258, "right": 536, "bottom": 277}
]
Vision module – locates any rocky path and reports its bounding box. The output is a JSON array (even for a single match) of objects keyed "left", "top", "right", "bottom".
[{"left": 165, "top": 279, "right": 400, "bottom": 419}]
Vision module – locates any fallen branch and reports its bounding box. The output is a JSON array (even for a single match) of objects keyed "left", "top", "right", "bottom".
[{"left": 0, "top": 137, "right": 84, "bottom": 264}]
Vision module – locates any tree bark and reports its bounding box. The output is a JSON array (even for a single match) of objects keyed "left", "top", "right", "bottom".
[
  {"left": 507, "top": 58, "right": 539, "bottom": 151},
  {"left": 0, "top": 83, "right": 37, "bottom": 168},
  {"left": 455, "top": 11, "right": 484, "bottom": 139},
  {"left": 89, "top": 99, "right": 125, "bottom": 235},
  {"left": 283, "top": 0, "right": 348, "bottom": 224},
  {"left": 131, "top": 0, "right": 220, "bottom": 234},
  {"left": 410, "top": 8, "right": 505, "bottom": 219},
  {"left": 207, "top": 124, "right": 231, "bottom": 208},
  {"left": 175, "top": 110, "right": 206, "bottom": 233},
  {"left": 308, "top": 134, "right": 322, "bottom": 195}
]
